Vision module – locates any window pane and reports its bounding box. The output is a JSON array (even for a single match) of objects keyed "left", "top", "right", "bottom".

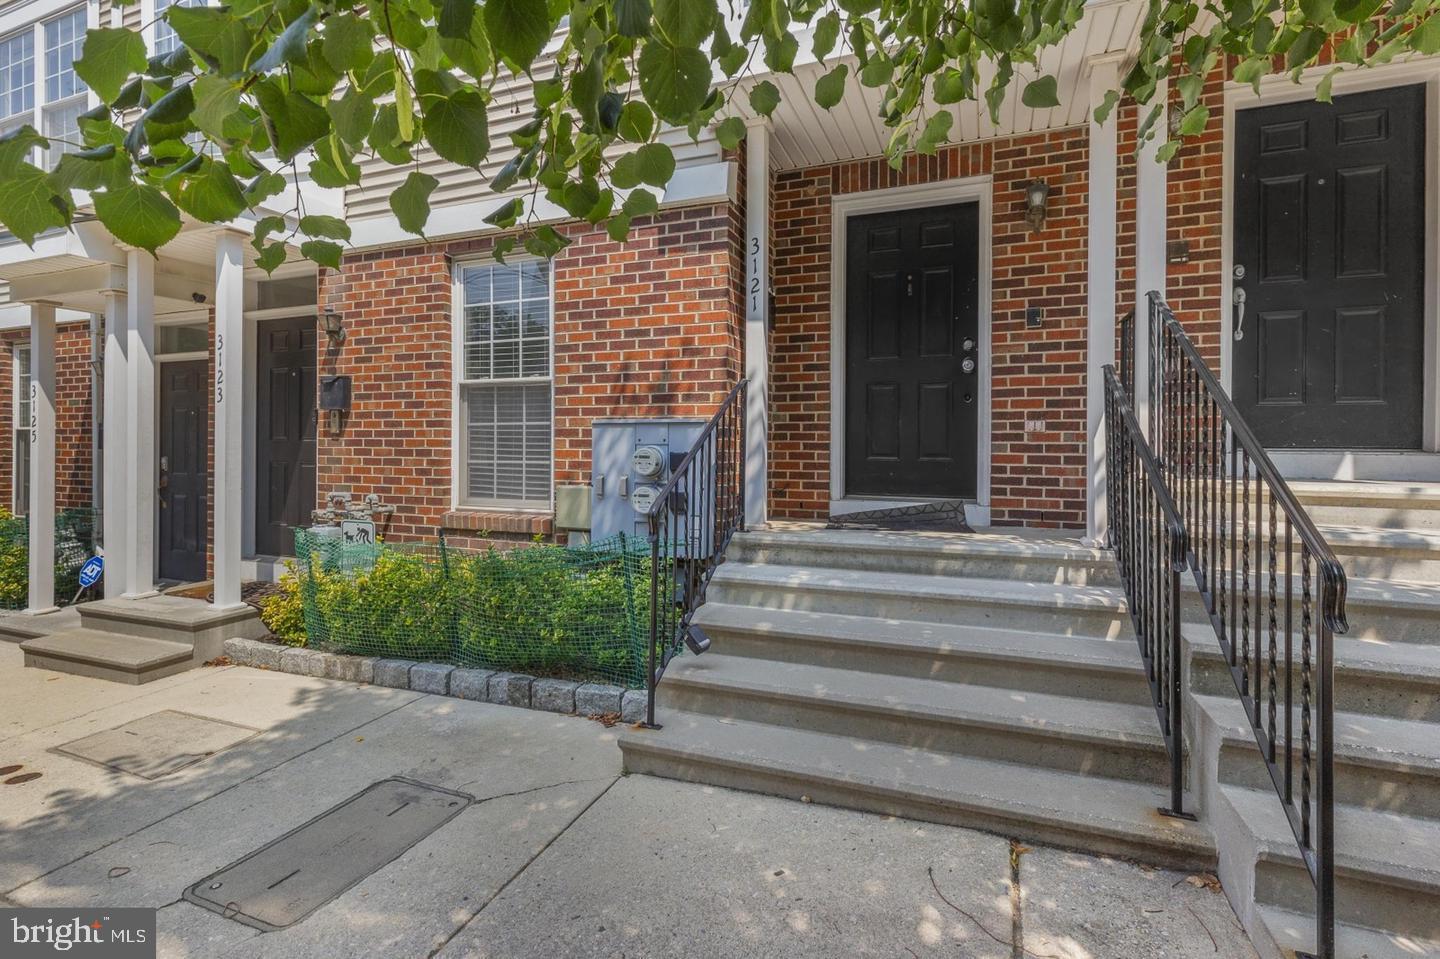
[
  {"left": 43, "top": 98, "right": 85, "bottom": 168},
  {"left": 0, "top": 31, "right": 34, "bottom": 121},
  {"left": 158, "top": 323, "right": 209, "bottom": 354},
  {"left": 465, "top": 383, "right": 550, "bottom": 504},
  {"left": 14, "top": 345, "right": 30, "bottom": 515},
  {"left": 15, "top": 346, "right": 31, "bottom": 428},
  {"left": 44, "top": 9, "right": 85, "bottom": 103}
]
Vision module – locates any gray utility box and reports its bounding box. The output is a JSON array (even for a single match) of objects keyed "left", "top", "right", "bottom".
[{"left": 591, "top": 418, "right": 713, "bottom": 556}]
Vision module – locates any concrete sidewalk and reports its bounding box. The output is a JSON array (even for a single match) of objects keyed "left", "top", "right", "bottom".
[{"left": 0, "top": 643, "right": 1257, "bottom": 958}]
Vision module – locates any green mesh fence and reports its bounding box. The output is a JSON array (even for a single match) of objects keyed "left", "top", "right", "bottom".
[
  {"left": 0, "top": 507, "right": 102, "bottom": 609},
  {"left": 292, "top": 528, "right": 660, "bottom": 688}
]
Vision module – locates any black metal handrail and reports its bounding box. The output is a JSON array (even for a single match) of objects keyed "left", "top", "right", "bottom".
[
  {"left": 1138, "top": 292, "right": 1345, "bottom": 959},
  {"left": 1103, "top": 361, "right": 1191, "bottom": 819},
  {"left": 644, "top": 379, "right": 747, "bottom": 728}
]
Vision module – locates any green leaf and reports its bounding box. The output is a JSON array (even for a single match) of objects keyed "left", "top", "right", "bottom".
[
  {"left": 0, "top": 126, "right": 47, "bottom": 178},
  {"left": 144, "top": 82, "right": 195, "bottom": 126},
  {"left": 192, "top": 75, "right": 240, "bottom": 139},
  {"left": 395, "top": 72, "right": 415, "bottom": 141},
  {"left": 178, "top": 159, "right": 246, "bottom": 223},
  {"left": 49, "top": 144, "right": 129, "bottom": 193},
  {"left": 1414, "top": 14, "right": 1440, "bottom": 55},
  {"left": 254, "top": 82, "right": 330, "bottom": 161},
  {"left": 638, "top": 43, "right": 712, "bottom": 123},
  {"left": 915, "top": 110, "right": 953, "bottom": 153},
  {"left": 1178, "top": 104, "right": 1210, "bottom": 136},
  {"left": 1232, "top": 58, "right": 1266, "bottom": 91},
  {"left": 618, "top": 101, "right": 655, "bottom": 142},
  {"left": 300, "top": 239, "right": 343, "bottom": 269},
  {"left": 423, "top": 89, "right": 489, "bottom": 168},
  {"left": 610, "top": 152, "right": 642, "bottom": 189},
  {"left": 714, "top": 115, "right": 746, "bottom": 150},
  {"left": 0, "top": 164, "right": 69, "bottom": 245},
  {"left": 300, "top": 214, "right": 352, "bottom": 241},
  {"left": 654, "top": 0, "right": 715, "bottom": 48},
  {"left": 1286, "top": 27, "right": 1326, "bottom": 70},
  {"left": 1093, "top": 89, "right": 1121, "bottom": 125},
  {"left": 1021, "top": 75, "right": 1060, "bottom": 109},
  {"left": 322, "top": 12, "right": 375, "bottom": 73},
  {"left": 1299, "top": 0, "right": 1335, "bottom": 21},
  {"left": 369, "top": 104, "right": 412, "bottom": 164},
  {"left": 633, "top": 142, "right": 675, "bottom": 187},
  {"left": 252, "top": 7, "right": 320, "bottom": 74},
  {"left": 168, "top": 7, "right": 252, "bottom": 75},
  {"left": 75, "top": 28, "right": 147, "bottom": 104},
  {"left": 812, "top": 12, "right": 841, "bottom": 61},
  {"left": 484, "top": 196, "right": 523, "bottom": 227},
  {"left": 391, "top": 170, "right": 438, "bottom": 234},
  {"left": 328, "top": 87, "right": 375, "bottom": 147},
  {"left": 815, "top": 64, "right": 848, "bottom": 109},
  {"left": 615, "top": 0, "right": 652, "bottom": 37},
  {"left": 622, "top": 187, "right": 659, "bottom": 218},
  {"left": 606, "top": 213, "right": 632, "bottom": 242},
  {"left": 484, "top": 0, "right": 552, "bottom": 70},
  {"left": 93, "top": 181, "right": 182, "bottom": 254},
  {"left": 255, "top": 241, "right": 288, "bottom": 273},
  {"left": 748, "top": 79, "right": 781, "bottom": 117},
  {"left": 438, "top": 0, "right": 477, "bottom": 39}
]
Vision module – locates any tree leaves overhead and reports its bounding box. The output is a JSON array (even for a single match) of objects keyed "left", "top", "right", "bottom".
[{"left": 5, "top": 0, "right": 1437, "bottom": 271}]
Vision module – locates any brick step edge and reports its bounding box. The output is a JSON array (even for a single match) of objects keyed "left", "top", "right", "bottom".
[{"left": 222, "top": 638, "right": 648, "bottom": 723}]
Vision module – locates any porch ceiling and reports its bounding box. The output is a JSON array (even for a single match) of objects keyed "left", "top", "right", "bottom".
[{"left": 727, "top": 0, "right": 1143, "bottom": 171}]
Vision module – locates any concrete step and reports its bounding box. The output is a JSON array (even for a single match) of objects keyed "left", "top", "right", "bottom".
[
  {"left": 707, "top": 563, "right": 1131, "bottom": 639},
  {"left": 618, "top": 710, "right": 1215, "bottom": 870},
  {"left": 20, "top": 628, "right": 195, "bottom": 684},
  {"left": 1289, "top": 480, "right": 1440, "bottom": 532},
  {"left": 1254, "top": 904, "right": 1440, "bottom": 959},
  {"left": 78, "top": 595, "right": 266, "bottom": 660},
  {"left": 1187, "top": 625, "right": 1440, "bottom": 721},
  {"left": 730, "top": 527, "right": 1119, "bottom": 586},
  {"left": 1224, "top": 784, "right": 1440, "bottom": 943},
  {"left": 1195, "top": 695, "right": 1440, "bottom": 820},
  {"left": 1315, "top": 524, "right": 1440, "bottom": 584},
  {"left": 0, "top": 606, "right": 81, "bottom": 643},
  {"left": 658, "top": 654, "right": 1174, "bottom": 785},
  {"left": 1182, "top": 573, "right": 1440, "bottom": 644},
  {"left": 693, "top": 603, "right": 1152, "bottom": 705}
]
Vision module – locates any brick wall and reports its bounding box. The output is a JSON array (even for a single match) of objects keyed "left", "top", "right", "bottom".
[
  {"left": 319, "top": 204, "right": 743, "bottom": 546},
  {"left": 770, "top": 129, "right": 1093, "bottom": 527},
  {"left": 0, "top": 322, "right": 95, "bottom": 514}
]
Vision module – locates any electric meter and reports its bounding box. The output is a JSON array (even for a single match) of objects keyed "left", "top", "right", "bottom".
[
  {"left": 631, "top": 484, "right": 660, "bottom": 514},
  {"left": 631, "top": 445, "right": 665, "bottom": 478}
]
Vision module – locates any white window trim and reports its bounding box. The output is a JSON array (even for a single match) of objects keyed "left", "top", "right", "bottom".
[
  {"left": 12, "top": 341, "right": 30, "bottom": 515},
  {"left": 450, "top": 257, "right": 556, "bottom": 513}
]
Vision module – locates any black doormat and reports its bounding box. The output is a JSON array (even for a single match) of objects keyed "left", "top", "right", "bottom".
[{"left": 826, "top": 501, "right": 973, "bottom": 532}]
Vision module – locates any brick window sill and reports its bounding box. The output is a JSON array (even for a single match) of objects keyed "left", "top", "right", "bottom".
[{"left": 441, "top": 509, "right": 554, "bottom": 536}]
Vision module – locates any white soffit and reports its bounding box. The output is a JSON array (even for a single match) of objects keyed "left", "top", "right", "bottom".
[{"left": 728, "top": 0, "right": 1143, "bottom": 171}]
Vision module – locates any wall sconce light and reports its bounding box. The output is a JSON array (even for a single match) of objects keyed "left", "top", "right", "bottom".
[
  {"left": 1024, "top": 179, "right": 1050, "bottom": 234},
  {"left": 320, "top": 308, "right": 346, "bottom": 344}
]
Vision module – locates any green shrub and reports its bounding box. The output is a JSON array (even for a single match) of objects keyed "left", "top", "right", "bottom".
[
  {"left": 260, "top": 566, "right": 308, "bottom": 646},
  {"left": 301, "top": 547, "right": 454, "bottom": 660},
  {"left": 0, "top": 509, "right": 25, "bottom": 609}
]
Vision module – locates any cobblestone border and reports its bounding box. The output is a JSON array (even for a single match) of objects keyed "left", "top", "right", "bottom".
[{"left": 223, "top": 639, "right": 648, "bottom": 723}]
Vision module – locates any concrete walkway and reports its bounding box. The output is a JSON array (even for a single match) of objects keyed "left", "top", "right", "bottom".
[{"left": 0, "top": 643, "right": 1257, "bottom": 959}]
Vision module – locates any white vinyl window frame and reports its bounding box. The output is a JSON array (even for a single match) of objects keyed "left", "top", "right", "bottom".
[
  {"left": 0, "top": 3, "right": 97, "bottom": 171},
  {"left": 451, "top": 257, "right": 556, "bottom": 512},
  {"left": 151, "top": 0, "right": 202, "bottom": 58},
  {"left": 13, "top": 342, "right": 30, "bottom": 515}
]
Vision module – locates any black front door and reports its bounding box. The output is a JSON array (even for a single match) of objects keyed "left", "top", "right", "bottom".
[
  {"left": 845, "top": 202, "right": 980, "bottom": 498},
  {"left": 256, "top": 317, "right": 317, "bottom": 556},
  {"left": 1233, "top": 83, "right": 1426, "bottom": 449},
  {"left": 158, "top": 360, "right": 208, "bottom": 582}
]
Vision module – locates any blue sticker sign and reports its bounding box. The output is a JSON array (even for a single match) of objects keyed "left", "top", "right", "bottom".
[{"left": 78, "top": 555, "right": 104, "bottom": 589}]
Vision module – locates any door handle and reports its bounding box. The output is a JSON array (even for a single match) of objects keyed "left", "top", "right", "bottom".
[{"left": 1232, "top": 287, "right": 1247, "bottom": 341}]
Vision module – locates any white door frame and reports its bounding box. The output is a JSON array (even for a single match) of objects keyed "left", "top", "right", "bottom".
[
  {"left": 1221, "top": 59, "right": 1440, "bottom": 460},
  {"left": 828, "top": 176, "right": 993, "bottom": 525}
]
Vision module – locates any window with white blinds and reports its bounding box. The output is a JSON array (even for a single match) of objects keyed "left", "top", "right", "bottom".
[{"left": 457, "top": 260, "right": 552, "bottom": 508}]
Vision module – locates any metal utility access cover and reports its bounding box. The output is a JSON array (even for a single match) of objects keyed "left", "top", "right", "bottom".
[
  {"left": 53, "top": 710, "right": 259, "bottom": 780},
  {"left": 183, "top": 778, "right": 473, "bottom": 931}
]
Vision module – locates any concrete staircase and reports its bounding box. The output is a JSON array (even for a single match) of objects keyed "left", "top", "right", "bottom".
[
  {"left": 4, "top": 595, "right": 267, "bottom": 684},
  {"left": 618, "top": 482, "right": 1440, "bottom": 958},
  {"left": 1187, "top": 480, "right": 1440, "bottom": 959},
  {"left": 618, "top": 528, "right": 1216, "bottom": 869}
]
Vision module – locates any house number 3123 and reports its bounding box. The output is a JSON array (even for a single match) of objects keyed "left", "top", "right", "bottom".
[{"left": 215, "top": 334, "right": 225, "bottom": 404}]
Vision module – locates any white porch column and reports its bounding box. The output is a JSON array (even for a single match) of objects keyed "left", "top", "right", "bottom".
[
  {"left": 743, "top": 118, "right": 770, "bottom": 528},
  {"left": 126, "top": 249, "right": 157, "bottom": 596},
  {"left": 24, "top": 302, "right": 57, "bottom": 613},
  {"left": 1134, "top": 78, "right": 1168, "bottom": 435},
  {"left": 101, "top": 283, "right": 130, "bottom": 598},
  {"left": 213, "top": 229, "right": 246, "bottom": 608},
  {"left": 1086, "top": 55, "right": 1122, "bottom": 545}
]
